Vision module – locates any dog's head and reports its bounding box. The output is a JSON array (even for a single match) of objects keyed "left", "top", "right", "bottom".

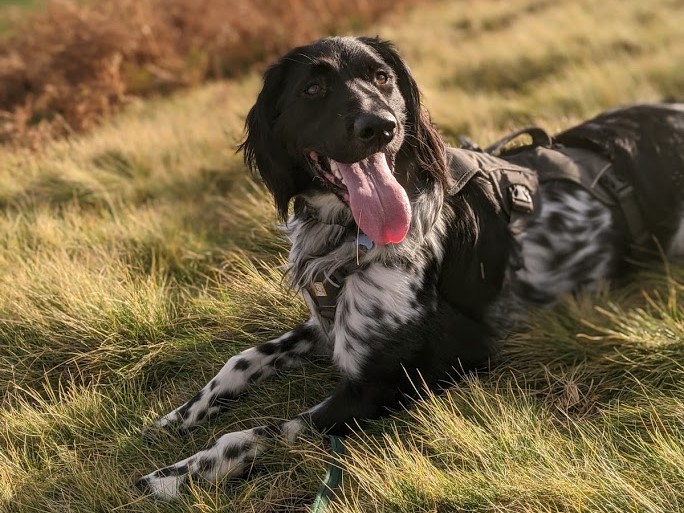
[{"left": 239, "top": 36, "right": 447, "bottom": 245}]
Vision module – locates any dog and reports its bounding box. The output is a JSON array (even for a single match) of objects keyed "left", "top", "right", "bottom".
[{"left": 136, "top": 36, "right": 684, "bottom": 498}]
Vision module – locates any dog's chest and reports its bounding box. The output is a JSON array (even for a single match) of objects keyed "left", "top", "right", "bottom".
[
  {"left": 287, "top": 218, "right": 426, "bottom": 376},
  {"left": 286, "top": 218, "right": 365, "bottom": 325}
]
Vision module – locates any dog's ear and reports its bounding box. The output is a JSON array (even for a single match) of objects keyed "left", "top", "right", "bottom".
[
  {"left": 239, "top": 60, "right": 297, "bottom": 219},
  {"left": 358, "top": 37, "right": 448, "bottom": 187}
]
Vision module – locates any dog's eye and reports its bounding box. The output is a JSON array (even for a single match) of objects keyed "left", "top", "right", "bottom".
[
  {"left": 374, "top": 71, "right": 390, "bottom": 85},
  {"left": 304, "top": 83, "right": 323, "bottom": 96}
]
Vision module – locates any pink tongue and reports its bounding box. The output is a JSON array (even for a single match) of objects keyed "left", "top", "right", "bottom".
[{"left": 333, "top": 153, "right": 411, "bottom": 245}]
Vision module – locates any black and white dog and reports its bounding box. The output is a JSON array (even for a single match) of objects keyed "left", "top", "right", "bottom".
[{"left": 136, "top": 36, "right": 684, "bottom": 498}]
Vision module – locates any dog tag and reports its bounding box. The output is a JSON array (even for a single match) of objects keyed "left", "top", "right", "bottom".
[
  {"left": 357, "top": 234, "right": 374, "bottom": 251},
  {"left": 311, "top": 282, "right": 327, "bottom": 297}
]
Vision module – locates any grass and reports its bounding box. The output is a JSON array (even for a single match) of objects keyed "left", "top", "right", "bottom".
[
  {"left": 1, "top": 0, "right": 683, "bottom": 511},
  {"left": 0, "top": 0, "right": 42, "bottom": 33}
]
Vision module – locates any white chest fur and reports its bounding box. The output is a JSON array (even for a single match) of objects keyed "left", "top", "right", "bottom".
[
  {"left": 286, "top": 189, "right": 446, "bottom": 378},
  {"left": 332, "top": 264, "right": 424, "bottom": 377}
]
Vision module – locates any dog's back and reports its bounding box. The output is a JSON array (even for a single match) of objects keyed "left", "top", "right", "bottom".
[
  {"left": 441, "top": 104, "right": 684, "bottom": 307},
  {"left": 557, "top": 103, "right": 684, "bottom": 248}
]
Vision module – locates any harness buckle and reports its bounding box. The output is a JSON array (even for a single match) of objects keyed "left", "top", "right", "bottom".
[
  {"left": 309, "top": 239, "right": 370, "bottom": 323},
  {"left": 509, "top": 184, "right": 534, "bottom": 213},
  {"left": 600, "top": 168, "right": 633, "bottom": 198}
]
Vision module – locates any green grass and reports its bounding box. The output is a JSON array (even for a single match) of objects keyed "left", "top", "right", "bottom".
[
  {"left": 1, "top": 0, "right": 684, "bottom": 511},
  {"left": 336, "top": 270, "right": 684, "bottom": 513},
  {"left": 0, "top": 0, "right": 41, "bottom": 33}
]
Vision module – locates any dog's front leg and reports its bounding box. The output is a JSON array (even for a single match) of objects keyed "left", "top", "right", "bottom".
[
  {"left": 151, "top": 320, "right": 324, "bottom": 432},
  {"left": 135, "top": 424, "right": 273, "bottom": 499},
  {"left": 136, "top": 377, "right": 396, "bottom": 499}
]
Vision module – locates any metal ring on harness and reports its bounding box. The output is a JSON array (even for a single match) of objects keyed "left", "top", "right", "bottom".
[{"left": 484, "top": 126, "right": 552, "bottom": 156}]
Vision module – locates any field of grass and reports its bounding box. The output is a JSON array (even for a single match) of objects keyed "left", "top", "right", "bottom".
[
  {"left": 1, "top": 0, "right": 684, "bottom": 511},
  {"left": 0, "top": 0, "right": 41, "bottom": 33}
]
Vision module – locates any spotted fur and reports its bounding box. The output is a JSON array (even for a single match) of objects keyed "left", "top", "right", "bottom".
[
  {"left": 151, "top": 322, "right": 322, "bottom": 431},
  {"left": 512, "top": 184, "right": 619, "bottom": 303},
  {"left": 136, "top": 37, "right": 684, "bottom": 498}
]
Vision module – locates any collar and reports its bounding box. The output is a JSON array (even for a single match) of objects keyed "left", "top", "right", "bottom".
[{"left": 307, "top": 229, "right": 375, "bottom": 323}]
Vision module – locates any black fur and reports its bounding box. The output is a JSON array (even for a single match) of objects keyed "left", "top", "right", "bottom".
[{"left": 136, "top": 37, "right": 684, "bottom": 498}]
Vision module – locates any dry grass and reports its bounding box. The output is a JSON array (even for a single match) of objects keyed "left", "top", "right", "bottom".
[
  {"left": 0, "top": 0, "right": 41, "bottom": 33},
  {"left": 1, "top": 0, "right": 683, "bottom": 511},
  {"left": 0, "top": 0, "right": 421, "bottom": 147},
  {"left": 335, "top": 268, "right": 684, "bottom": 513},
  {"left": 382, "top": 0, "right": 683, "bottom": 140}
]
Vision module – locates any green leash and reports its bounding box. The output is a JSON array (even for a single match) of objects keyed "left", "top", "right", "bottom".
[{"left": 311, "top": 435, "right": 345, "bottom": 513}]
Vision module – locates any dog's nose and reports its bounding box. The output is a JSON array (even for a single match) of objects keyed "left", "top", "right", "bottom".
[{"left": 353, "top": 113, "right": 396, "bottom": 145}]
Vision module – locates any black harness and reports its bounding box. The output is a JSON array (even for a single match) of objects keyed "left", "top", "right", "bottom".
[
  {"left": 305, "top": 127, "right": 650, "bottom": 324},
  {"left": 457, "top": 127, "right": 650, "bottom": 247}
]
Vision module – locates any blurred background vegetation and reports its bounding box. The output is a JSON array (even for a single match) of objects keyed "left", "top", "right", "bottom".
[{"left": 0, "top": 0, "right": 421, "bottom": 146}]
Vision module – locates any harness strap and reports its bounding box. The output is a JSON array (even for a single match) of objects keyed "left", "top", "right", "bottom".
[
  {"left": 307, "top": 233, "right": 373, "bottom": 323},
  {"left": 598, "top": 167, "right": 650, "bottom": 247},
  {"left": 485, "top": 126, "right": 552, "bottom": 156},
  {"left": 447, "top": 149, "right": 481, "bottom": 193},
  {"left": 482, "top": 127, "right": 652, "bottom": 250},
  {"left": 309, "top": 269, "right": 346, "bottom": 321}
]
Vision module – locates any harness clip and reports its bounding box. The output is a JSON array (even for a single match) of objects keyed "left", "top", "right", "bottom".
[
  {"left": 509, "top": 184, "right": 534, "bottom": 213},
  {"left": 311, "top": 282, "right": 327, "bottom": 297}
]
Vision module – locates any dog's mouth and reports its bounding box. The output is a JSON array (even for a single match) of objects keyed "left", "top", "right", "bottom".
[
  {"left": 307, "top": 151, "right": 411, "bottom": 245},
  {"left": 308, "top": 152, "right": 350, "bottom": 202}
]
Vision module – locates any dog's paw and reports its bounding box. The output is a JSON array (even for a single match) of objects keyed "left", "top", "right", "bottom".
[
  {"left": 140, "top": 408, "right": 194, "bottom": 445},
  {"left": 146, "top": 390, "right": 239, "bottom": 440},
  {"left": 135, "top": 467, "right": 188, "bottom": 500},
  {"left": 136, "top": 428, "right": 267, "bottom": 499}
]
